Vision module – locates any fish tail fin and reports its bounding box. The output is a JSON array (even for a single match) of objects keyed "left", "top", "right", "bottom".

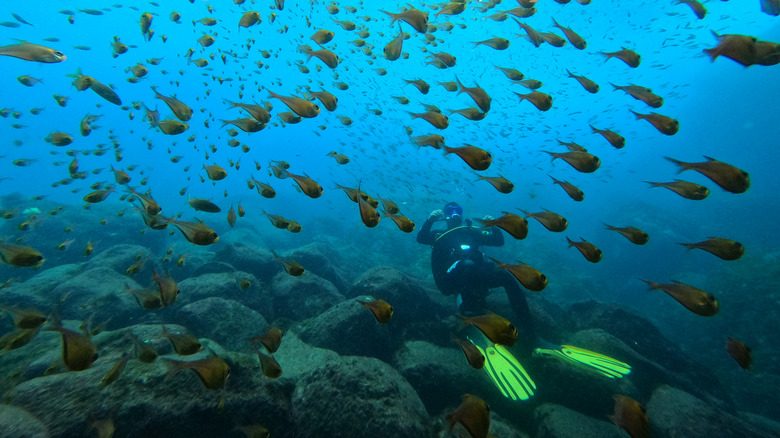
[
  {"left": 636, "top": 278, "right": 656, "bottom": 290},
  {"left": 379, "top": 10, "right": 398, "bottom": 26},
  {"left": 610, "top": 83, "right": 620, "bottom": 90},
  {"left": 164, "top": 358, "right": 187, "bottom": 381},
  {"left": 599, "top": 52, "right": 613, "bottom": 62},
  {"left": 643, "top": 181, "right": 662, "bottom": 187},
  {"left": 487, "top": 256, "right": 502, "bottom": 266},
  {"left": 566, "top": 236, "right": 575, "bottom": 247},
  {"left": 629, "top": 109, "right": 641, "bottom": 119},
  {"left": 603, "top": 223, "right": 616, "bottom": 231},
  {"left": 565, "top": 69, "right": 573, "bottom": 77},
  {"left": 549, "top": 174, "right": 560, "bottom": 184},
  {"left": 551, "top": 16, "right": 560, "bottom": 28},
  {"left": 664, "top": 156, "right": 689, "bottom": 173},
  {"left": 589, "top": 124, "right": 599, "bottom": 133},
  {"left": 542, "top": 150, "right": 557, "bottom": 161},
  {"left": 702, "top": 48, "right": 719, "bottom": 62},
  {"left": 454, "top": 75, "right": 465, "bottom": 94},
  {"left": 678, "top": 242, "right": 696, "bottom": 251}
]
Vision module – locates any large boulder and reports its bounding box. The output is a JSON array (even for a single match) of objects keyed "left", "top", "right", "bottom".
[
  {"left": 534, "top": 403, "right": 623, "bottom": 438},
  {"left": 269, "top": 272, "right": 344, "bottom": 322},
  {"left": 84, "top": 244, "right": 150, "bottom": 276},
  {"left": 297, "top": 299, "right": 393, "bottom": 362},
  {"left": 647, "top": 385, "right": 778, "bottom": 438},
  {"left": 175, "top": 297, "right": 268, "bottom": 352},
  {"left": 176, "top": 271, "right": 267, "bottom": 315},
  {"left": 0, "top": 404, "right": 49, "bottom": 438},
  {"left": 290, "top": 355, "right": 432, "bottom": 438},
  {"left": 394, "top": 340, "right": 486, "bottom": 415},
  {"left": 286, "top": 242, "right": 349, "bottom": 292},
  {"left": 215, "top": 243, "right": 278, "bottom": 282}
]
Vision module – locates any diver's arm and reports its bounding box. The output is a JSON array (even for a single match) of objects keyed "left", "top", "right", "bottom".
[{"left": 417, "top": 210, "right": 444, "bottom": 244}]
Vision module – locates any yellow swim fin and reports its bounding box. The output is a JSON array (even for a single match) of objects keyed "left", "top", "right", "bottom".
[
  {"left": 534, "top": 344, "right": 631, "bottom": 379},
  {"left": 469, "top": 335, "right": 536, "bottom": 401}
]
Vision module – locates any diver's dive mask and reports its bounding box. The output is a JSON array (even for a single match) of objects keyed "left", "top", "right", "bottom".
[{"left": 444, "top": 204, "right": 463, "bottom": 221}]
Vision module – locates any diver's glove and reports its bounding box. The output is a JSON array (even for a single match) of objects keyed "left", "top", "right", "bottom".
[{"left": 428, "top": 209, "right": 445, "bottom": 222}]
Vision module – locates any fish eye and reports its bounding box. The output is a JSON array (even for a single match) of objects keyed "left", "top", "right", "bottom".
[
  {"left": 508, "top": 323, "right": 516, "bottom": 333},
  {"left": 211, "top": 232, "right": 218, "bottom": 239},
  {"left": 92, "top": 352, "right": 100, "bottom": 361},
  {"left": 539, "top": 274, "right": 547, "bottom": 282},
  {"left": 313, "top": 104, "right": 320, "bottom": 110}
]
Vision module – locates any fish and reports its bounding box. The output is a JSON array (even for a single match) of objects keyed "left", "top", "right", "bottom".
[
  {"left": 0, "top": 327, "right": 41, "bottom": 351},
  {"left": 550, "top": 176, "right": 584, "bottom": 201},
  {"left": 404, "top": 78, "right": 430, "bottom": 95},
  {"left": 140, "top": 12, "right": 153, "bottom": 40},
  {"left": 45, "top": 132, "right": 74, "bottom": 146},
  {"left": 601, "top": 48, "right": 641, "bottom": 68},
  {"left": 357, "top": 182, "right": 381, "bottom": 228},
  {"left": 453, "top": 337, "right": 485, "bottom": 369},
  {"left": 0, "top": 305, "right": 47, "bottom": 329},
  {"left": 513, "top": 91, "right": 552, "bottom": 111},
  {"left": 458, "top": 312, "right": 517, "bottom": 346},
  {"left": 383, "top": 27, "right": 405, "bottom": 61},
  {"left": 203, "top": 164, "right": 228, "bottom": 181},
  {"left": 664, "top": 156, "right": 749, "bottom": 194},
  {"left": 334, "top": 184, "right": 380, "bottom": 208},
  {"left": 605, "top": 225, "right": 649, "bottom": 245},
  {"left": 725, "top": 337, "right": 752, "bottom": 370},
  {"left": 157, "top": 119, "right": 188, "bottom": 135},
  {"left": 566, "top": 237, "right": 602, "bottom": 263},
  {"left": 310, "top": 29, "right": 334, "bottom": 44},
  {"left": 165, "top": 353, "right": 230, "bottom": 390},
  {"left": 89, "top": 79, "right": 122, "bottom": 105},
  {"left": 455, "top": 76, "right": 491, "bottom": 113},
  {"left": 300, "top": 46, "right": 339, "bottom": 69},
  {"left": 447, "top": 394, "right": 490, "bottom": 438},
  {"left": 703, "top": 32, "right": 759, "bottom": 67},
  {"left": 306, "top": 90, "right": 338, "bottom": 112},
  {"left": 266, "top": 89, "right": 319, "bottom": 118},
  {"left": 629, "top": 110, "right": 679, "bottom": 135},
  {"left": 46, "top": 317, "right": 99, "bottom": 371},
  {"left": 151, "top": 86, "right": 192, "bottom": 121},
  {"left": 380, "top": 6, "right": 429, "bottom": 33},
  {"left": 408, "top": 111, "right": 449, "bottom": 129},
  {"left": 762, "top": 0, "right": 780, "bottom": 16},
  {"left": 488, "top": 257, "right": 547, "bottom": 291},
  {"left": 223, "top": 99, "right": 271, "bottom": 123},
  {"left": 238, "top": 11, "right": 261, "bottom": 28},
  {"left": 326, "top": 151, "right": 350, "bottom": 164},
  {"left": 130, "top": 332, "right": 158, "bottom": 363},
  {"left": 124, "top": 284, "right": 162, "bottom": 310},
  {"left": 676, "top": 0, "right": 706, "bottom": 19},
  {"left": 382, "top": 211, "right": 415, "bottom": 232},
  {"left": 543, "top": 151, "right": 600, "bottom": 173},
  {"left": 495, "top": 67, "right": 524, "bottom": 80},
  {"left": 0, "top": 42, "right": 66, "bottom": 63},
  {"left": 101, "top": 350, "right": 132, "bottom": 387},
  {"left": 644, "top": 180, "right": 709, "bottom": 200},
  {"left": 552, "top": 17, "right": 586, "bottom": 49},
  {"left": 83, "top": 189, "right": 115, "bottom": 204},
  {"left": 473, "top": 37, "right": 510, "bottom": 50},
  {"left": 111, "top": 36, "right": 128, "bottom": 57},
  {"left": 188, "top": 198, "right": 221, "bottom": 213},
  {"left": 17, "top": 75, "right": 43, "bottom": 87},
  {"left": 610, "top": 395, "right": 650, "bottom": 438},
  {"left": 474, "top": 213, "right": 528, "bottom": 239},
  {"left": 162, "top": 325, "right": 201, "bottom": 355},
  {"left": 637, "top": 278, "right": 719, "bottom": 316},
  {"left": 443, "top": 144, "right": 492, "bottom": 171},
  {"left": 256, "top": 349, "right": 282, "bottom": 379},
  {"left": 251, "top": 178, "right": 276, "bottom": 198},
  {"left": 679, "top": 238, "right": 744, "bottom": 261},
  {"left": 357, "top": 297, "right": 394, "bottom": 323},
  {"left": 611, "top": 84, "right": 663, "bottom": 108},
  {"left": 235, "top": 425, "right": 270, "bottom": 438},
  {"left": 411, "top": 134, "right": 445, "bottom": 149},
  {"left": 262, "top": 210, "right": 290, "bottom": 229},
  {"left": 0, "top": 244, "right": 44, "bottom": 267},
  {"left": 378, "top": 197, "right": 400, "bottom": 215},
  {"left": 277, "top": 169, "right": 323, "bottom": 198},
  {"left": 271, "top": 250, "right": 304, "bottom": 276},
  {"left": 514, "top": 19, "right": 543, "bottom": 47},
  {"left": 520, "top": 209, "right": 568, "bottom": 232},
  {"left": 163, "top": 217, "right": 219, "bottom": 245},
  {"left": 567, "top": 70, "right": 599, "bottom": 93},
  {"left": 227, "top": 205, "right": 236, "bottom": 227},
  {"left": 126, "top": 187, "right": 161, "bottom": 215},
  {"left": 249, "top": 327, "right": 283, "bottom": 354},
  {"left": 153, "top": 269, "right": 179, "bottom": 307}
]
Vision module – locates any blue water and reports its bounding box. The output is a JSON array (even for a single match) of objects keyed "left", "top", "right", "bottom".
[{"left": 1, "top": 0, "right": 779, "bottom": 433}]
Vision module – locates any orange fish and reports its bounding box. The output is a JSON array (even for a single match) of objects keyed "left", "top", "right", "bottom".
[
  {"left": 543, "top": 151, "right": 600, "bottom": 173},
  {"left": 520, "top": 209, "right": 568, "bottom": 232},
  {"left": 644, "top": 180, "right": 709, "bottom": 200},
  {"left": 357, "top": 297, "right": 394, "bottom": 323},
  {"left": 665, "top": 156, "right": 749, "bottom": 194},
  {"left": 550, "top": 175, "right": 584, "bottom": 201},
  {"left": 458, "top": 313, "right": 517, "bottom": 346},
  {"left": 566, "top": 237, "right": 602, "bottom": 263},
  {"left": 447, "top": 394, "right": 490, "bottom": 438},
  {"left": 357, "top": 182, "right": 380, "bottom": 228},
  {"left": 453, "top": 337, "right": 485, "bottom": 369},
  {"left": 679, "top": 237, "right": 744, "bottom": 260},
  {"left": 638, "top": 278, "right": 719, "bottom": 316},
  {"left": 474, "top": 212, "right": 528, "bottom": 239},
  {"left": 443, "top": 144, "right": 492, "bottom": 171},
  {"left": 630, "top": 110, "right": 679, "bottom": 135},
  {"left": 610, "top": 395, "right": 650, "bottom": 438},
  {"left": 489, "top": 257, "right": 547, "bottom": 291},
  {"left": 604, "top": 224, "right": 649, "bottom": 245},
  {"left": 725, "top": 337, "right": 752, "bottom": 370}
]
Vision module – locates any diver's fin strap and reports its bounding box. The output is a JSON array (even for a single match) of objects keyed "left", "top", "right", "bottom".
[
  {"left": 534, "top": 345, "right": 631, "bottom": 379},
  {"left": 471, "top": 341, "right": 536, "bottom": 401}
]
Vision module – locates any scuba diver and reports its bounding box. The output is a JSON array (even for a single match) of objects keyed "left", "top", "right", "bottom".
[{"left": 418, "top": 202, "right": 632, "bottom": 401}]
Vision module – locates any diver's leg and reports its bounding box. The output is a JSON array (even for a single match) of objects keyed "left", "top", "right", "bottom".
[{"left": 490, "top": 270, "right": 537, "bottom": 354}]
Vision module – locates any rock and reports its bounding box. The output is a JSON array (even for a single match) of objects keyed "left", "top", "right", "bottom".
[
  {"left": 2, "top": 264, "right": 83, "bottom": 308},
  {"left": 215, "top": 243, "right": 278, "bottom": 282},
  {"left": 647, "top": 385, "right": 777, "bottom": 438},
  {"left": 286, "top": 242, "right": 349, "bottom": 292},
  {"left": 48, "top": 266, "right": 149, "bottom": 330},
  {"left": 175, "top": 297, "right": 268, "bottom": 352},
  {"left": 190, "top": 261, "right": 235, "bottom": 277},
  {"left": 297, "top": 299, "right": 393, "bottom": 362},
  {"left": 345, "top": 266, "right": 449, "bottom": 345},
  {"left": 269, "top": 272, "right": 343, "bottom": 322},
  {"left": 177, "top": 272, "right": 266, "bottom": 315},
  {"left": 534, "top": 403, "right": 623, "bottom": 438},
  {"left": 394, "top": 340, "right": 486, "bottom": 415},
  {"left": 0, "top": 405, "right": 49, "bottom": 438},
  {"left": 84, "top": 244, "right": 151, "bottom": 277},
  {"left": 290, "top": 354, "right": 432, "bottom": 438}
]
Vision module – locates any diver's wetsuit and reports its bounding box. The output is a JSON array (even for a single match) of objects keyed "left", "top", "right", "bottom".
[{"left": 417, "top": 216, "right": 536, "bottom": 343}]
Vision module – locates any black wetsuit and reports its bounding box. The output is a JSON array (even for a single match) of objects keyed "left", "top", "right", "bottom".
[{"left": 417, "top": 216, "right": 536, "bottom": 342}]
